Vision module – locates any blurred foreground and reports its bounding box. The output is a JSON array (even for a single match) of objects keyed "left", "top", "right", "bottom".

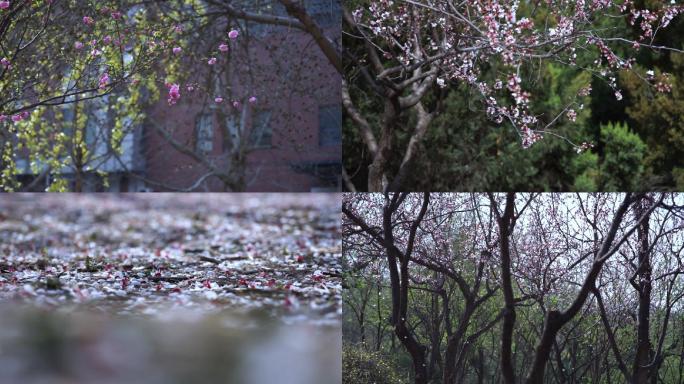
[
  {"left": 0, "top": 194, "right": 341, "bottom": 383},
  {"left": 0, "top": 305, "right": 340, "bottom": 384}
]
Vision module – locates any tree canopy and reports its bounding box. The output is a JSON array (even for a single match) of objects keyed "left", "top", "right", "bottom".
[{"left": 342, "top": 0, "right": 684, "bottom": 191}]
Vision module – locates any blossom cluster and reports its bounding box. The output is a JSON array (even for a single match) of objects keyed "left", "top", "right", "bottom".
[
  {"left": 353, "top": 0, "right": 683, "bottom": 148},
  {"left": 0, "top": 3, "right": 258, "bottom": 127}
]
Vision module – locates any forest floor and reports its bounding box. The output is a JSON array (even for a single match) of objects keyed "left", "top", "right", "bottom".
[{"left": 0, "top": 194, "right": 341, "bottom": 384}]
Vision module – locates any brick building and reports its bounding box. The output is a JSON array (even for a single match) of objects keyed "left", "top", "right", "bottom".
[{"left": 142, "top": 0, "right": 342, "bottom": 192}]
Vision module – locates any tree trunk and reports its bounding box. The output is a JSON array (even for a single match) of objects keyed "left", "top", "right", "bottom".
[
  {"left": 495, "top": 193, "right": 518, "bottom": 384},
  {"left": 368, "top": 150, "right": 389, "bottom": 192},
  {"left": 74, "top": 169, "right": 83, "bottom": 192},
  {"left": 368, "top": 99, "right": 399, "bottom": 192},
  {"left": 632, "top": 198, "right": 653, "bottom": 384},
  {"left": 428, "top": 289, "right": 442, "bottom": 381},
  {"left": 442, "top": 318, "right": 467, "bottom": 383},
  {"left": 381, "top": 193, "right": 430, "bottom": 384},
  {"left": 526, "top": 311, "right": 562, "bottom": 384}
]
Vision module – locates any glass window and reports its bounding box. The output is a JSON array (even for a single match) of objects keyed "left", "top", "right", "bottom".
[
  {"left": 318, "top": 105, "right": 341, "bottom": 146},
  {"left": 249, "top": 111, "right": 272, "bottom": 148},
  {"left": 196, "top": 114, "right": 214, "bottom": 154},
  {"left": 224, "top": 115, "right": 240, "bottom": 152}
]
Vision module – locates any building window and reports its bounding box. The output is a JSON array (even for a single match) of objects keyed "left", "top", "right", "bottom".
[
  {"left": 224, "top": 115, "right": 240, "bottom": 152},
  {"left": 319, "top": 105, "right": 341, "bottom": 146},
  {"left": 249, "top": 111, "right": 272, "bottom": 148},
  {"left": 196, "top": 114, "right": 213, "bottom": 154},
  {"left": 305, "top": 0, "right": 342, "bottom": 27}
]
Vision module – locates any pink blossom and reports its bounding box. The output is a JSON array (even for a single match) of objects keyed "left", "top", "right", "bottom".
[
  {"left": 1, "top": 57, "right": 10, "bottom": 68},
  {"left": 167, "top": 84, "right": 181, "bottom": 105},
  {"left": 516, "top": 17, "right": 534, "bottom": 30},
  {"left": 0, "top": 115, "right": 7, "bottom": 121},
  {"left": 99, "top": 73, "right": 110, "bottom": 90},
  {"left": 577, "top": 86, "right": 592, "bottom": 97},
  {"left": 83, "top": 16, "right": 94, "bottom": 25},
  {"left": 111, "top": 11, "right": 122, "bottom": 20},
  {"left": 0, "top": 1, "right": 9, "bottom": 10},
  {"left": 186, "top": 85, "right": 194, "bottom": 92},
  {"left": 566, "top": 109, "right": 577, "bottom": 122},
  {"left": 352, "top": 0, "right": 684, "bottom": 149},
  {"left": 103, "top": 35, "right": 112, "bottom": 45},
  {"left": 11, "top": 114, "right": 23, "bottom": 122},
  {"left": 228, "top": 29, "right": 239, "bottom": 39},
  {"left": 248, "top": 96, "right": 257, "bottom": 104},
  {"left": 215, "top": 97, "right": 223, "bottom": 103},
  {"left": 172, "top": 46, "right": 182, "bottom": 55},
  {"left": 232, "top": 101, "right": 240, "bottom": 108},
  {"left": 20, "top": 111, "right": 28, "bottom": 119},
  {"left": 520, "top": 125, "right": 541, "bottom": 149},
  {"left": 207, "top": 57, "right": 217, "bottom": 65},
  {"left": 655, "top": 76, "right": 673, "bottom": 93},
  {"left": 218, "top": 43, "right": 229, "bottom": 52},
  {"left": 174, "top": 25, "right": 183, "bottom": 33},
  {"left": 74, "top": 41, "right": 84, "bottom": 50}
]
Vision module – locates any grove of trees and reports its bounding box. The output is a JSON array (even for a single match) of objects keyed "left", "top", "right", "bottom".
[
  {"left": 342, "top": 0, "right": 684, "bottom": 191},
  {"left": 343, "top": 192, "right": 684, "bottom": 383}
]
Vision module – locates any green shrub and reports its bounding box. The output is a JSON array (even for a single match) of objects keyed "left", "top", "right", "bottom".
[
  {"left": 599, "top": 121, "right": 646, "bottom": 190},
  {"left": 571, "top": 122, "right": 646, "bottom": 191},
  {"left": 342, "top": 344, "right": 407, "bottom": 384}
]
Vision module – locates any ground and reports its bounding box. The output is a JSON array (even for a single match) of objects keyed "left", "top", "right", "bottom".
[{"left": 0, "top": 194, "right": 341, "bottom": 383}]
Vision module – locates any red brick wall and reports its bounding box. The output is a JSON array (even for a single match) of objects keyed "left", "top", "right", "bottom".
[{"left": 142, "top": 22, "right": 341, "bottom": 192}]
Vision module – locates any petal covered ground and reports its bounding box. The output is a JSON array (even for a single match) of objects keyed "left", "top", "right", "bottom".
[
  {"left": 0, "top": 194, "right": 341, "bottom": 321},
  {"left": 0, "top": 194, "right": 342, "bottom": 384}
]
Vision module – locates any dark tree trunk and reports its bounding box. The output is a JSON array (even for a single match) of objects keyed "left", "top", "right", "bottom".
[
  {"left": 368, "top": 99, "right": 399, "bottom": 192},
  {"left": 428, "top": 289, "right": 442, "bottom": 381},
  {"left": 442, "top": 302, "right": 473, "bottom": 384},
  {"left": 382, "top": 193, "right": 430, "bottom": 384},
  {"left": 526, "top": 311, "right": 562, "bottom": 384},
  {"left": 493, "top": 193, "right": 518, "bottom": 384},
  {"left": 632, "top": 198, "right": 653, "bottom": 384}
]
